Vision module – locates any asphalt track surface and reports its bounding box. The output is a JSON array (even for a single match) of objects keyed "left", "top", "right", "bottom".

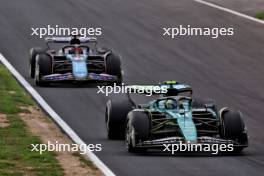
[{"left": 1, "top": 0, "right": 264, "bottom": 175}]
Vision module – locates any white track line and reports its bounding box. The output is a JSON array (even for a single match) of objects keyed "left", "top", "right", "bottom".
[
  {"left": 194, "top": 0, "right": 264, "bottom": 25},
  {"left": 0, "top": 53, "right": 115, "bottom": 176}
]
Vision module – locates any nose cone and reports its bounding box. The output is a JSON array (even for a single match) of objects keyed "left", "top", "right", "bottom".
[
  {"left": 72, "top": 60, "right": 88, "bottom": 79},
  {"left": 175, "top": 112, "right": 197, "bottom": 142}
]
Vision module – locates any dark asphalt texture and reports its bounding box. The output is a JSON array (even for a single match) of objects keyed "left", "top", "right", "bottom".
[{"left": 1, "top": 0, "right": 264, "bottom": 175}]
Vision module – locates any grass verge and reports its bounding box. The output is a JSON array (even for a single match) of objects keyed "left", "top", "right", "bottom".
[
  {"left": 255, "top": 11, "right": 264, "bottom": 20},
  {"left": 0, "top": 64, "right": 64, "bottom": 175}
]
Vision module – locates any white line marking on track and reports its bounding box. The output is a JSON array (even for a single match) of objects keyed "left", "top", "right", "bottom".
[
  {"left": 194, "top": 0, "right": 264, "bottom": 25},
  {"left": 0, "top": 53, "right": 115, "bottom": 176}
]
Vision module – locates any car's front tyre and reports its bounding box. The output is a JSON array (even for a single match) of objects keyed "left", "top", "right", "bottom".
[
  {"left": 105, "top": 53, "right": 122, "bottom": 85},
  {"left": 126, "top": 111, "right": 150, "bottom": 153},
  {"left": 220, "top": 109, "right": 248, "bottom": 152},
  {"left": 29, "top": 47, "right": 47, "bottom": 78},
  {"left": 35, "top": 54, "right": 52, "bottom": 87}
]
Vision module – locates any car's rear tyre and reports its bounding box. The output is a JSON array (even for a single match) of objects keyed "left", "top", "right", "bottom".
[
  {"left": 35, "top": 54, "right": 52, "bottom": 87},
  {"left": 220, "top": 109, "right": 248, "bottom": 152},
  {"left": 126, "top": 111, "right": 150, "bottom": 153},
  {"left": 192, "top": 98, "right": 215, "bottom": 107},
  {"left": 192, "top": 98, "right": 217, "bottom": 113},
  {"left": 105, "top": 98, "right": 133, "bottom": 139},
  {"left": 105, "top": 53, "right": 122, "bottom": 85},
  {"left": 29, "top": 47, "right": 47, "bottom": 78}
]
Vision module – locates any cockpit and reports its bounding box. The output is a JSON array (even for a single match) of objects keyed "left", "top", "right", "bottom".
[
  {"left": 157, "top": 98, "right": 178, "bottom": 110},
  {"left": 156, "top": 97, "right": 192, "bottom": 111},
  {"left": 62, "top": 45, "right": 89, "bottom": 55}
]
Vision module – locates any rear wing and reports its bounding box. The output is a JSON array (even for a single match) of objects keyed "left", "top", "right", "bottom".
[
  {"left": 160, "top": 83, "right": 192, "bottom": 97},
  {"left": 126, "top": 81, "right": 192, "bottom": 97},
  {"left": 45, "top": 36, "right": 97, "bottom": 44},
  {"left": 126, "top": 85, "right": 166, "bottom": 95},
  {"left": 45, "top": 36, "right": 98, "bottom": 49}
]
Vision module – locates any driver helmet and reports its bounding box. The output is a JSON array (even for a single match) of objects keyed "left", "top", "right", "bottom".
[
  {"left": 165, "top": 99, "right": 177, "bottom": 109},
  {"left": 74, "top": 47, "right": 83, "bottom": 54},
  {"left": 69, "top": 46, "right": 83, "bottom": 55}
]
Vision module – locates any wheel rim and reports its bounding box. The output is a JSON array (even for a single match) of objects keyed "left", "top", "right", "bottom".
[
  {"left": 125, "top": 125, "right": 130, "bottom": 149},
  {"left": 106, "top": 106, "right": 110, "bottom": 132},
  {"left": 131, "top": 126, "right": 136, "bottom": 147},
  {"left": 35, "top": 63, "right": 40, "bottom": 82},
  {"left": 29, "top": 62, "right": 32, "bottom": 76},
  {"left": 126, "top": 122, "right": 133, "bottom": 149}
]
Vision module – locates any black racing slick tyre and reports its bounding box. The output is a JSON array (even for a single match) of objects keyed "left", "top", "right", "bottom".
[
  {"left": 105, "top": 98, "right": 133, "bottom": 139},
  {"left": 29, "top": 47, "right": 47, "bottom": 78},
  {"left": 192, "top": 98, "right": 217, "bottom": 113},
  {"left": 35, "top": 54, "right": 52, "bottom": 87},
  {"left": 192, "top": 98, "right": 216, "bottom": 108},
  {"left": 126, "top": 111, "right": 150, "bottom": 153},
  {"left": 105, "top": 53, "right": 122, "bottom": 85},
  {"left": 221, "top": 110, "right": 248, "bottom": 152}
]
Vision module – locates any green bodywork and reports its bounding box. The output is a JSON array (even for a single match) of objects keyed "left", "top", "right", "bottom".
[
  {"left": 130, "top": 82, "right": 197, "bottom": 141},
  {"left": 148, "top": 97, "right": 197, "bottom": 142}
]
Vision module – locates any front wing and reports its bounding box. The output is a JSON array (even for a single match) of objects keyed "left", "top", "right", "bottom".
[
  {"left": 136, "top": 136, "right": 248, "bottom": 148},
  {"left": 42, "top": 72, "right": 118, "bottom": 82}
]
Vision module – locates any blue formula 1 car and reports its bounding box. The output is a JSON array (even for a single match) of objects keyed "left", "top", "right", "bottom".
[
  {"left": 29, "top": 36, "right": 122, "bottom": 86},
  {"left": 105, "top": 81, "right": 248, "bottom": 153}
]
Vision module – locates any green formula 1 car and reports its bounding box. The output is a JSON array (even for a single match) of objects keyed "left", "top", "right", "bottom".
[{"left": 105, "top": 81, "right": 248, "bottom": 153}]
